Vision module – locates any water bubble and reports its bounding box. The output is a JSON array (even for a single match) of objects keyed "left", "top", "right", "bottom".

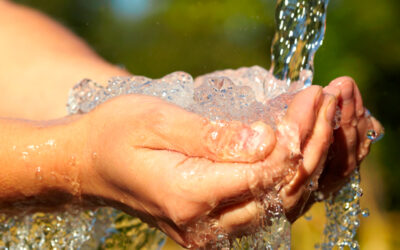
[
  {"left": 321, "top": 170, "right": 364, "bottom": 250},
  {"left": 36, "top": 166, "right": 42, "bottom": 181},
  {"left": 271, "top": 0, "right": 329, "bottom": 85},
  {"left": 211, "top": 131, "right": 218, "bottom": 140},
  {"left": 361, "top": 208, "right": 370, "bottom": 217},
  {"left": 304, "top": 213, "right": 313, "bottom": 221},
  {"left": 314, "top": 191, "right": 325, "bottom": 202},
  {"left": 355, "top": 187, "right": 364, "bottom": 198},
  {"left": 21, "top": 151, "right": 29, "bottom": 160},
  {"left": 351, "top": 119, "right": 358, "bottom": 127},
  {"left": 333, "top": 107, "right": 341, "bottom": 129},
  {"left": 364, "top": 109, "right": 371, "bottom": 118},
  {"left": 366, "top": 129, "right": 377, "bottom": 141}
]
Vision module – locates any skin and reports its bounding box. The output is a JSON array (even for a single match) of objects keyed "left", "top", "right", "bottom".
[{"left": 0, "top": 1, "right": 383, "bottom": 248}]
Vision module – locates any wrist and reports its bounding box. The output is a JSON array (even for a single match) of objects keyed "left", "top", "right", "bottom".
[{"left": 0, "top": 115, "right": 90, "bottom": 213}]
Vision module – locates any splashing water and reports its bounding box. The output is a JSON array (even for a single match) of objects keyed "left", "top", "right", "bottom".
[
  {"left": 0, "top": 0, "right": 371, "bottom": 249},
  {"left": 318, "top": 170, "right": 364, "bottom": 250},
  {"left": 271, "top": 0, "right": 329, "bottom": 86},
  {"left": 64, "top": 69, "right": 299, "bottom": 249}
]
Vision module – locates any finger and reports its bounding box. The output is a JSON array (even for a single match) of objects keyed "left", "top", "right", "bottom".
[
  {"left": 330, "top": 77, "right": 365, "bottom": 119},
  {"left": 328, "top": 76, "right": 357, "bottom": 125},
  {"left": 117, "top": 148, "right": 266, "bottom": 226},
  {"left": 327, "top": 77, "right": 371, "bottom": 166},
  {"left": 371, "top": 116, "right": 384, "bottom": 140},
  {"left": 279, "top": 94, "right": 337, "bottom": 208},
  {"left": 353, "top": 82, "right": 365, "bottom": 119},
  {"left": 134, "top": 96, "right": 276, "bottom": 163},
  {"left": 302, "top": 94, "right": 337, "bottom": 179},
  {"left": 328, "top": 77, "right": 359, "bottom": 175},
  {"left": 356, "top": 114, "right": 372, "bottom": 163},
  {"left": 172, "top": 158, "right": 268, "bottom": 205},
  {"left": 279, "top": 85, "right": 323, "bottom": 152},
  {"left": 357, "top": 115, "right": 384, "bottom": 162},
  {"left": 217, "top": 199, "right": 260, "bottom": 236},
  {"left": 183, "top": 199, "right": 261, "bottom": 248}
]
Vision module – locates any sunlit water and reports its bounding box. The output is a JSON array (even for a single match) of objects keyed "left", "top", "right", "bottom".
[{"left": 0, "top": 0, "right": 372, "bottom": 249}]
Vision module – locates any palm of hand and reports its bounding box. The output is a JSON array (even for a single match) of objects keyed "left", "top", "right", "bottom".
[{"left": 82, "top": 76, "right": 381, "bottom": 248}]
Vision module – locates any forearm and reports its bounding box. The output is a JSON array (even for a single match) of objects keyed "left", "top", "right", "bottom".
[
  {"left": 0, "top": 1, "right": 129, "bottom": 120},
  {"left": 0, "top": 115, "right": 88, "bottom": 214}
]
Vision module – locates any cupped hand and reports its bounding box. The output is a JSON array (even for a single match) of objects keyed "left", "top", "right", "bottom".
[
  {"left": 291, "top": 77, "right": 384, "bottom": 220},
  {"left": 78, "top": 86, "right": 336, "bottom": 248},
  {"left": 315, "top": 77, "right": 384, "bottom": 197}
]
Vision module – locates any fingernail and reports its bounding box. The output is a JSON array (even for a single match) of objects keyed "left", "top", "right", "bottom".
[
  {"left": 326, "top": 96, "right": 337, "bottom": 123},
  {"left": 323, "top": 86, "right": 341, "bottom": 99}
]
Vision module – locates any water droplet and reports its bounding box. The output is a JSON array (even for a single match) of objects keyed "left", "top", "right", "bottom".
[
  {"left": 217, "top": 234, "right": 226, "bottom": 240},
  {"left": 351, "top": 119, "right": 357, "bottom": 127},
  {"left": 304, "top": 213, "right": 312, "bottom": 221},
  {"left": 361, "top": 208, "right": 370, "bottom": 217},
  {"left": 356, "top": 187, "right": 363, "bottom": 197},
  {"left": 211, "top": 131, "right": 218, "bottom": 140},
  {"left": 21, "top": 151, "right": 29, "bottom": 160},
  {"left": 45, "top": 139, "right": 55, "bottom": 146},
  {"left": 364, "top": 109, "right": 371, "bottom": 118},
  {"left": 314, "top": 191, "right": 325, "bottom": 201},
  {"left": 69, "top": 156, "right": 77, "bottom": 166},
  {"left": 307, "top": 180, "right": 318, "bottom": 191},
  {"left": 36, "top": 166, "right": 42, "bottom": 181},
  {"left": 333, "top": 108, "right": 341, "bottom": 129},
  {"left": 366, "top": 130, "right": 377, "bottom": 140}
]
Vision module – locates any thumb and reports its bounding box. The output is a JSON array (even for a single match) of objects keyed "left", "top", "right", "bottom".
[
  {"left": 141, "top": 99, "right": 276, "bottom": 163},
  {"left": 277, "top": 85, "right": 323, "bottom": 153}
]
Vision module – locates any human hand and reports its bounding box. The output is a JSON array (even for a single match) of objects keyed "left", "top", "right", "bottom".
[
  {"left": 289, "top": 77, "right": 384, "bottom": 220},
  {"left": 315, "top": 77, "right": 383, "bottom": 197},
  {"left": 76, "top": 84, "right": 336, "bottom": 248}
]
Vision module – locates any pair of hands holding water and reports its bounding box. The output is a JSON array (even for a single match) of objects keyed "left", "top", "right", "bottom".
[
  {"left": 82, "top": 75, "right": 382, "bottom": 247},
  {"left": 0, "top": 2, "right": 383, "bottom": 248}
]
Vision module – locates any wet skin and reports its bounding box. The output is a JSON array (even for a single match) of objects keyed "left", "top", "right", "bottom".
[
  {"left": 77, "top": 78, "right": 382, "bottom": 247},
  {"left": 0, "top": 78, "right": 382, "bottom": 248},
  {"left": 77, "top": 85, "right": 333, "bottom": 247},
  {"left": 0, "top": 1, "right": 384, "bottom": 248}
]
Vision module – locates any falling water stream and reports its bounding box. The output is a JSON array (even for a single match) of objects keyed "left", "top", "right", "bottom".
[{"left": 0, "top": 0, "right": 374, "bottom": 249}]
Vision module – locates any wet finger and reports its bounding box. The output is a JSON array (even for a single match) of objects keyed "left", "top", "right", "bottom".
[
  {"left": 371, "top": 116, "right": 384, "bottom": 141},
  {"left": 279, "top": 94, "right": 337, "bottom": 207},
  {"left": 329, "top": 76, "right": 357, "bottom": 125},
  {"left": 323, "top": 85, "right": 341, "bottom": 99},
  {"left": 172, "top": 158, "right": 275, "bottom": 206},
  {"left": 217, "top": 199, "right": 260, "bottom": 236},
  {"left": 356, "top": 114, "right": 372, "bottom": 163},
  {"left": 130, "top": 96, "right": 276, "bottom": 163},
  {"left": 280, "top": 85, "right": 323, "bottom": 152},
  {"left": 357, "top": 115, "right": 384, "bottom": 162},
  {"left": 353, "top": 83, "right": 365, "bottom": 119},
  {"left": 302, "top": 94, "right": 337, "bottom": 179},
  {"left": 201, "top": 120, "right": 276, "bottom": 163}
]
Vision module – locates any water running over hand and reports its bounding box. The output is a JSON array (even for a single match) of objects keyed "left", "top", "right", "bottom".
[{"left": 0, "top": 0, "right": 370, "bottom": 249}]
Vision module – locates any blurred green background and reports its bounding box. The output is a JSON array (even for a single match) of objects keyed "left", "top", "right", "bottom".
[{"left": 12, "top": 0, "right": 400, "bottom": 249}]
